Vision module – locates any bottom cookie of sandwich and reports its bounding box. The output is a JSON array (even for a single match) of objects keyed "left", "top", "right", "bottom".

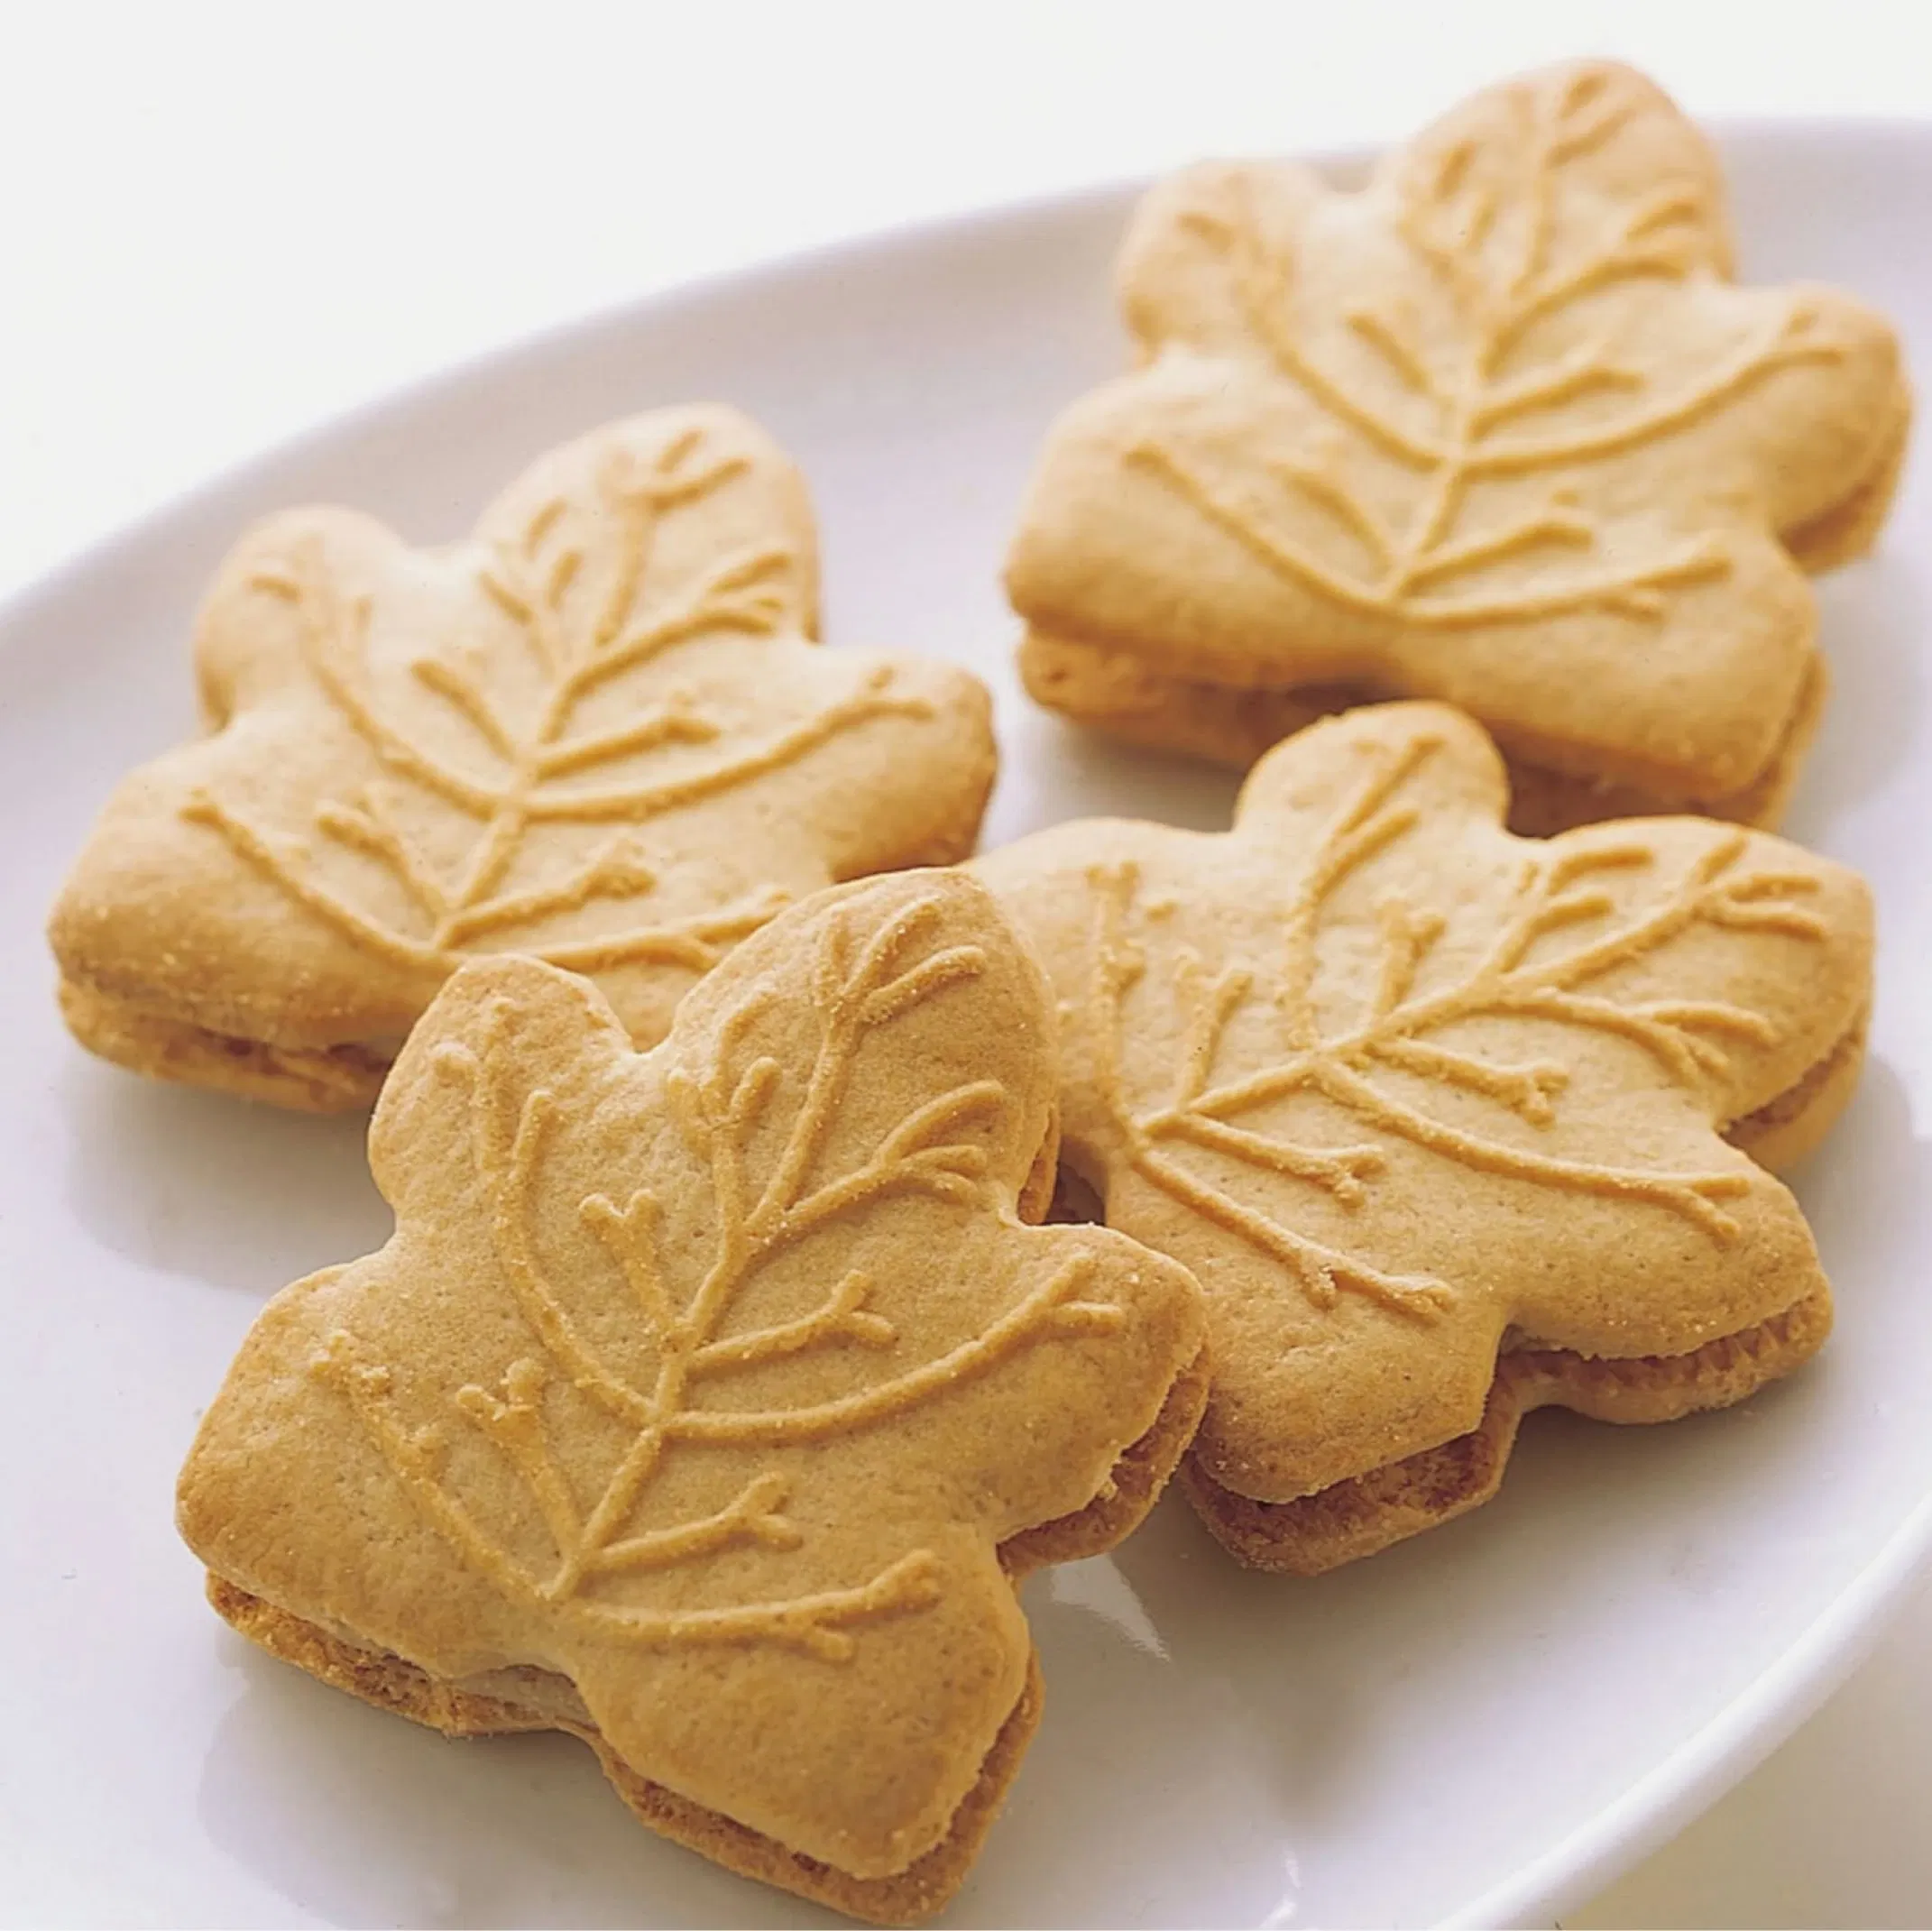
[
  {"left": 58, "top": 978, "right": 392, "bottom": 1113},
  {"left": 1017, "top": 630, "right": 1824, "bottom": 838},
  {"left": 1184, "top": 1287, "right": 1831, "bottom": 1577},
  {"left": 208, "top": 1577, "right": 1043, "bottom": 1927}
]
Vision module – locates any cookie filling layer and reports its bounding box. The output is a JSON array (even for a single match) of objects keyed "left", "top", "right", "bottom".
[
  {"left": 58, "top": 976, "right": 396, "bottom": 1112},
  {"left": 1186, "top": 1284, "right": 1832, "bottom": 1575},
  {"left": 1018, "top": 630, "right": 1825, "bottom": 835},
  {"left": 1046, "top": 1005, "right": 1860, "bottom": 1576},
  {"left": 1722, "top": 1003, "right": 1870, "bottom": 1171},
  {"left": 207, "top": 1576, "right": 1040, "bottom": 1926}
]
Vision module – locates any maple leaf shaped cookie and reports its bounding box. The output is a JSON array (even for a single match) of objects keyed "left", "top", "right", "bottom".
[
  {"left": 50, "top": 406, "right": 995, "bottom": 1111},
  {"left": 177, "top": 869, "right": 1207, "bottom": 1921},
  {"left": 1007, "top": 61, "right": 1907, "bottom": 833},
  {"left": 975, "top": 702, "right": 1872, "bottom": 1574}
]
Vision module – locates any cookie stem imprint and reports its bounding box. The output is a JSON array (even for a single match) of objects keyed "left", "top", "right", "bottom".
[
  {"left": 1134, "top": 67, "right": 1852, "bottom": 632},
  {"left": 187, "top": 423, "right": 934, "bottom": 984},
  {"left": 1085, "top": 726, "right": 1829, "bottom": 1318},
  {"left": 315, "top": 890, "right": 1125, "bottom": 1662}
]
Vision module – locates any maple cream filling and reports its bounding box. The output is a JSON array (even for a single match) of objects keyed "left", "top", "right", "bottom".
[
  {"left": 1494, "top": 1298, "right": 1807, "bottom": 1364},
  {"left": 1722, "top": 1007, "right": 1866, "bottom": 1146},
  {"left": 1198, "top": 1287, "right": 1829, "bottom": 1505},
  {"left": 291, "top": 1612, "right": 597, "bottom": 1728},
  {"left": 61, "top": 976, "right": 405, "bottom": 1072},
  {"left": 187, "top": 1019, "right": 406, "bottom": 1071},
  {"left": 1029, "top": 631, "right": 1820, "bottom": 816},
  {"left": 58, "top": 965, "right": 404, "bottom": 1057},
  {"left": 207, "top": 1574, "right": 1046, "bottom": 1916},
  {"left": 1479, "top": 1020, "right": 1863, "bottom": 1361},
  {"left": 1201, "top": 1283, "right": 1832, "bottom": 1508}
]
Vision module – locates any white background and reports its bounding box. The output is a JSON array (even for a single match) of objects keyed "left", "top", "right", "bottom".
[{"left": 4, "top": 4, "right": 1929, "bottom": 1924}]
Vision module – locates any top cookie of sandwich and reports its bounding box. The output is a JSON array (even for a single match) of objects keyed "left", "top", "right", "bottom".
[
  {"left": 1007, "top": 61, "right": 1906, "bottom": 824},
  {"left": 49, "top": 406, "right": 996, "bottom": 1110},
  {"left": 973, "top": 702, "right": 1873, "bottom": 1568}
]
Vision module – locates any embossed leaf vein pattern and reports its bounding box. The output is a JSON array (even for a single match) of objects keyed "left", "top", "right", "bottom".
[
  {"left": 317, "top": 894, "right": 1124, "bottom": 1659},
  {"left": 1085, "top": 731, "right": 1826, "bottom": 1318},
  {"left": 1133, "top": 68, "right": 1850, "bottom": 630},
  {"left": 187, "top": 426, "right": 933, "bottom": 981}
]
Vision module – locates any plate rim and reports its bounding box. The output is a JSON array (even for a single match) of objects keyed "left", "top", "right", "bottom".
[
  {"left": 1449, "top": 1485, "right": 1932, "bottom": 1926},
  {"left": 11, "top": 113, "right": 1932, "bottom": 633},
  {"left": 5, "top": 114, "right": 1932, "bottom": 1931}
]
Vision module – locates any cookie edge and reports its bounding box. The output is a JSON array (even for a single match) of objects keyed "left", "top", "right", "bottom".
[
  {"left": 1184, "top": 1283, "right": 1833, "bottom": 1574},
  {"left": 207, "top": 1574, "right": 1040, "bottom": 1927}
]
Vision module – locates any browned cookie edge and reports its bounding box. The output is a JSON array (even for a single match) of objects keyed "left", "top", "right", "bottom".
[
  {"left": 1000, "top": 1341, "right": 1212, "bottom": 1577},
  {"left": 59, "top": 977, "right": 389, "bottom": 1113},
  {"left": 208, "top": 1576, "right": 1038, "bottom": 1926},
  {"left": 1018, "top": 630, "right": 1826, "bottom": 835},
  {"left": 1725, "top": 1002, "right": 1870, "bottom": 1173},
  {"left": 1783, "top": 380, "right": 1914, "bottom": 575},
  {"left": 1184, "top": 1284, "right": 1832, "bottom": 1575}
]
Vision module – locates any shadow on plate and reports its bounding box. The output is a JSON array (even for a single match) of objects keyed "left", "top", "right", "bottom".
[
  {"left": 198, "top": 1641, "right": 828, "bottom": 1930},
  {"left": 59, "top": 1055, "right": 389, "bottom": 1298},
  {"left": 1787, "top": 550, "right": 1928, "bottom": 835},
  {"left": 991, "top": 702, "right": 1242, "bottom": 842},
  {"left": 193, "top": 1551, "right": 1300, "bottom": 1931},
  {"left": 1104, "top": 1055, "right": 1932, "bottom": 1896}
]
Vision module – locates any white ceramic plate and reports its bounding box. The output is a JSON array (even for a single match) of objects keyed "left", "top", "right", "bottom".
[{"left": 4, "top": 124, "right": 1931, "bottom": 1931}]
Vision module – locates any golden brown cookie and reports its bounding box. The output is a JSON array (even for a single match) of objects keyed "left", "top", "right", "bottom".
[
  {"left": 1007, "top": 61, "right": 1907, "bottom": 823},
  {"left": 51, "top": 407, "right": 996, "bottom": 1112},
  {"left": 974, "top": 702, "right": 1872, "bottom": 1572},
  {"left": 178, "top": 869, "right": 1207, "bottom": 1920}
]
